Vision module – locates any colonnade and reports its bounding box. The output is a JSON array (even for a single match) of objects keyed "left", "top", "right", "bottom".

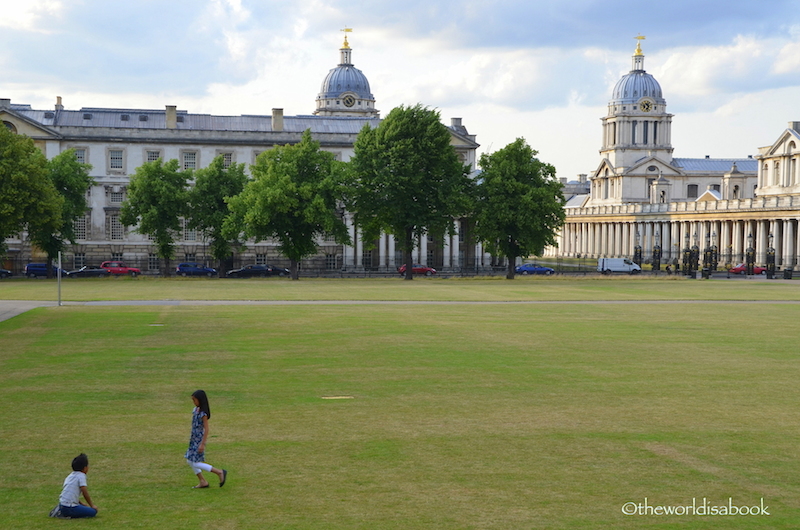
[{"left": 558, "top": 217, "right": 800, "bottom": 268}]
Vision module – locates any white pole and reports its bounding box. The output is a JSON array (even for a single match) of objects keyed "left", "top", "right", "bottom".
[{"left": 57, "top": 251, "right": 62, "bottom": 306}]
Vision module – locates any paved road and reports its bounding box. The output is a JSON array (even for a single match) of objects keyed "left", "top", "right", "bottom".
[{"left": 3, "top": 297, "right": 800, "bottom": 324}]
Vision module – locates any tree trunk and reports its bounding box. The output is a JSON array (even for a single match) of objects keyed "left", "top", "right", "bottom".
[
  {"left": 404, "top": 227, "right": 414, "bottom": 281},
  {"left": 163, "top": 257, "right": 171, "bottom": 277},
  {"left": 506, "top": 255, "right": 516, "bottom": 280},
  {"left": 290, "top": 259, "right": 299, "bottom": 280}
]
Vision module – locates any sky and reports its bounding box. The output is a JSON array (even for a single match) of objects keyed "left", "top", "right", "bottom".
[{"left": 3, "top": 0, "right": 800, "bottom": 181}]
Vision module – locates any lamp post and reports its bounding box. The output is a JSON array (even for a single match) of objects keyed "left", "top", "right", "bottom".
[
  {"left": 766, "top": 232, "right": 775, "bottom": 279},
  {"left": 682, "top": 232, "right": 691, "bottom": 277},
  {"left": 690, "top": 232, "right": 700, "bottom": 276},
  {"left": 633, "top": 230, "right": 642, "bottom": 266},
  {"left": 745, "top": 233, "right": 755, "bottom": 275},
  {"left": 652, "top": 230, "right": 661, "bottom": 272}
]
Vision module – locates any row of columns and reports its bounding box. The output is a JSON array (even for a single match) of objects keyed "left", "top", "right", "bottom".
[
  {"left": 559, "top": 218, "right": 800, "bottom": 268},
  {"left": 341, "top": 219, "right": 496, "bottom": 271}
]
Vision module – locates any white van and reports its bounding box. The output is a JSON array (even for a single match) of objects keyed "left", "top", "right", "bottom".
[{"left": 597, "top": 258, "right": 642, "bottom": 274}]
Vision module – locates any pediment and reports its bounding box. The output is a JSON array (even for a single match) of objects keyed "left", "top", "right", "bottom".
[
  {"left": 623, "top": 156, "right": 683, "bottom": 177},
  {"left": 591, "top": 158, "right": 615, "bottom": 178},
  {"left": 764, "top": 129, "right": 800, "bottom": 157},
  {"left": 696, "top": 189, "right": 721, "bottom": 202},
  {"left": 448, "top": 129, "right": 479, "bottom": 149},
  {"left": 0, "top": 109, "right": 60, "bottom": 139}
]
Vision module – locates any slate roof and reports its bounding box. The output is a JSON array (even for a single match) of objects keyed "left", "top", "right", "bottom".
[{"left": 672, "top": 158, "right": 757, "bottom": 173}]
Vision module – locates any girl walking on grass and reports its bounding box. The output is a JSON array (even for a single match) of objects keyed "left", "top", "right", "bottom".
[{"left": 185, "top": 390, "right": 227, "bottom": 488}]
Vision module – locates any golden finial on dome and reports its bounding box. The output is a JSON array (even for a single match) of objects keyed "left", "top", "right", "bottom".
[
  {"left": 634, "top": 34, "right": 646, "bottom": 56},
  {"left": 341, "top": 27, "right": 352, "bottom": 49}
]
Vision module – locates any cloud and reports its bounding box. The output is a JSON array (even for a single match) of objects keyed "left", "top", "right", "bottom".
[{"left": 0, "top": 0, "right": 64, "bottom": 32}]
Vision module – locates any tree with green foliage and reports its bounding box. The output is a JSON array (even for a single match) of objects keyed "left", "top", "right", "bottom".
[
  {"left": 120, "top": 159, "right": 188, "bottom": 276},
  {"left": 224, "top": 129, "right": 350, "bottom": 280},
  {"left": 473, "top": 138, "right": 566, "bottom": 279},
  {"left": 0, "top": 125, "right": 63, "bottom": 265},
  {"left": 345, "top": 104, "right": 473, "bottom": 280},
  {"left": 186, "top": 155, "right": 248, "bottom": 274},
  {"left": 29, "top": 149, "right": 94, "bottom": 274}
]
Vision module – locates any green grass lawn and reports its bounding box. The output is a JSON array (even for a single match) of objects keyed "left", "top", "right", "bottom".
[{"left": 2, "top": 281, "right": 799, "bottom": 528}]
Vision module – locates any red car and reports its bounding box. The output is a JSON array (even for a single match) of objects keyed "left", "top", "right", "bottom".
[
  {"left": 398, "top": 264, "right": 437, "bottom": 276},
  {"left": 101, "top": 261, "right": 142, "bottom": 277},
  {"left": 728, "top": 263, "right": 766, "bottom": 275}
]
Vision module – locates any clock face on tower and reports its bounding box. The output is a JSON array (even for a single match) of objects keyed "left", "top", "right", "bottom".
[
  {"left": 639, "top": 100, "right": 653, "bottom": 112},
  {"left": 343, "top": 95, "right": 356, "bottom": 107}
]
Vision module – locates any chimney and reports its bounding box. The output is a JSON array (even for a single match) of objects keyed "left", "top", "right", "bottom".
[
  {"left": 559, "top": 177, "right": 567, "bottom": 185},
  {"left": 55, "top": 96, "right": 63, "bottom": 111},
  {"left": 272, "top": 108, "right": 284, "bottom": 132},
  {"left": 0, "top": 98, "right": 10, "bottom": 109},
  {"left": 790, "top": 121, "right": 800, "bottom": 133},
  {"left": 578, "top": 174, "right": 587, "bottom": 184},
  {"left": 165, "top": 105, "right": 177, "bottom": 129},
  {"left": 451, "top": 117, "right": 462, "bottom": 127}
]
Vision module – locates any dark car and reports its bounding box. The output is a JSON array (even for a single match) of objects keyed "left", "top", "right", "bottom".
[
  {"left": 24, "top": 263, "right": 68, "bottom": 278},
  {"left": 66, "top": 266, "right": 112, "bottom": 278},
  {"left": 226, "top": 264, "right": 290, "bottom": 278},
  {"left": 515, "top": 263, "right": 555, "bottom": 275},
  {"left": 729, "top": 263, "right": 767, "bottom": 275},
  {"left": 397, "top": 264, "right": 437, "bottom": 276},
  {"left": 175, "top": 262, "right": 217, "bottom": 277},
  {"left": 0, "top": 268, "right": 12, "bottom": 279}
]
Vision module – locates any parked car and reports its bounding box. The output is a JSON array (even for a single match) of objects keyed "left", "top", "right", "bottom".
[
  {"left": 101, "top": 261, "right": 141, "bottom": 277},
  {"left": 66, "top": 266, "right": 112, "bottom": 278},
  {"left": 729, "top": 263, "right": 767, "bottom": 275},
  {"left": 597, "top": 258, "right": 642, "bottom": 274},
  {"left": 24, "top": 263, "right": 68, "bottom": 278},
  {"left": 397, "top": 264, "right": 437, "bottom": 276},
  {"left": 0, "top": 268, "right": 12, "bottom": 279},
  {"left": 515, "top": 263, "right": 555, "bottom": 275},
  {"left": 175, "top": 262, "right": 217, "bottom": 277},
  {"left": 226, "top": 264, "right": 290, "bottom": 278}
]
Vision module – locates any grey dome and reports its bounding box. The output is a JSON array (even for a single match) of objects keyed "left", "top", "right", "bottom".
[
  {"left": 318, "top": 65, "right": 373, "bottom": 100},
  {"left": 611, "top": 70, "right": 665, "bottom": 105}
]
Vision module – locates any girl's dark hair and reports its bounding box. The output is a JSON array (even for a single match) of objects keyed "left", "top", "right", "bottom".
[
  {"left": 72, "top": 453, "right": 88, "bottom": 471},
  {"left": 192, "top": 389, "right": 211, "bottom": 419}
]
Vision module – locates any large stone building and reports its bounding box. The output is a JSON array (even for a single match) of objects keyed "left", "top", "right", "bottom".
[
  {"left": 1, "top": 34, "right": 481, "bottom": 274},
  {"left": 552, "top": 38, "right": 800, "bottom": 270}
]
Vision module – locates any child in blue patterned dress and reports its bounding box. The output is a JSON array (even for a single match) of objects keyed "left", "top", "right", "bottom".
[{"left": 185, "top": 390, "right": 228, "bottom": 488}]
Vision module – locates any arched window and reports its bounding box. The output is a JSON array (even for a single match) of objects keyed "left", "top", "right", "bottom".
[
  {"left": 631, "top": 121, "right": 637, "bottom": 145},
  {"left": 643, "top": 122, "right": 649, "bottom": 145},
  {"left": 652, "top": 122, "right": 658, "bottom": 144},
  {"left": 660, "top": 190, "right": 666, "bottom": 203},
  {"left": 733, "top": 185, "right": 740, "bottom": 199},
  {"left": 2, "top": 121, "right": 16, "bottom": 133},
  {"left": 774, "top": 161, "right": 780, "bottom": 186}
]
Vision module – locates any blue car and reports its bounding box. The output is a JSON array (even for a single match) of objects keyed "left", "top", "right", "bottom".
[
  {"left": 515, "top": 263, "right": 554, "bottom": 275},
  {"left": 175, "top": 262, "right": 217, "bottom": 277}
]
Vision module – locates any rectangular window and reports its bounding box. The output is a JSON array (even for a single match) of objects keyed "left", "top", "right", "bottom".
[
  {"left": 107, "top": 214, "right": 124, "bottom": 240},
  {"left": 426, "top": 250, "right": 434, "bottom": 267},
  {"left": 74, "top": 215, "right": 88, "bottom": 240},
  {"left": 148, "top": 253, "right": 159, "bottom": 271},
  {"left": 184, "top": 253, "right": 196, "bottom": 262},
  {"left": 687, "top": 184, "right": 699, "bottom": 199},
  {"left": 221, "top": 152, "right": 233, "bottom": 168},
  {"left": 643, "top": 122, "right": 649, "bottom": 145},
  {"left": 362, "top": 249, "right": 372, "bottom": 269},
  {"left": 652, "top": 122, "right": 658, "bottom": 144},
  {"left": 182, "top": 219, "right": 196, "bottom": 241},
  {"left": 109, "top": 149, "right": 124, "bottom": 170},
  {"left": 146, "top": 150, "right": 161, "bottom": 162},
  {"left": 74, "top": 253, "right": 86, "bottom": 268},
  {"left": 111, "top": 252, "right": 123, "bottom": 261},
  {"left": 631, "top": 121, "right": 637, "bottom": 145},
  {"left": 182, "top": 151, "right": 197, "bottom": 170},
  {"left": 325, "top": 253, "right": 337, "bottom": 270},
  {"left": 110, "top": 191, "right": 124, "bottom": 204},
  {"left": 74, "top": 148, "right": 86, "bottom": 164},
  {"left": 255, "top": 253, "right": 267, "bottom": 265},
  {"left": 711, "top": 184, "right": 720, "bottom": 192}
]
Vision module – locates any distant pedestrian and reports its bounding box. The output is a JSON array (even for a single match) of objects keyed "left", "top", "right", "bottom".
[
  {"left": 665, "top": 264, "right": 672, "bottom": 275},
  {"left": 49, "top": 453, "right": 98, "bottom": 519},
  {"left": 185, "top": 390, "right": 227, "bottom": 488}
]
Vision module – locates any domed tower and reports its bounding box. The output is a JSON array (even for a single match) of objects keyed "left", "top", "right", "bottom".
[
  {"left": 314, "top": 30, "right": 379, "bottom": 118},
  {"left": 600, "top": 36, "right": 673, "bottom": 170}
]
